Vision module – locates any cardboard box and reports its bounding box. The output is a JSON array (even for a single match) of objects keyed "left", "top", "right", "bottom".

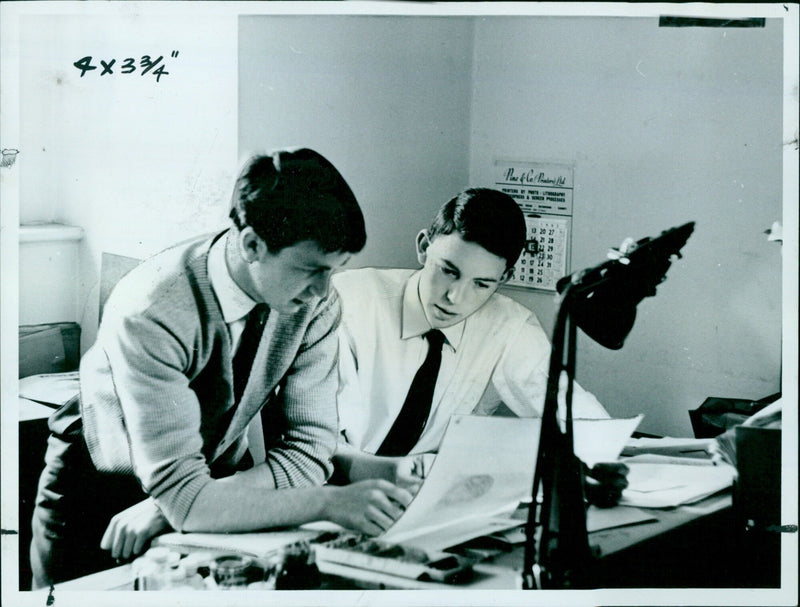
[{"left": 18, "top": 322, "right": 81, "bottom": 378}]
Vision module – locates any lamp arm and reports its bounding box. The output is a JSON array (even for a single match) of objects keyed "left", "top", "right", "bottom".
[
  {"left": 522, "top": 290, "right": 569, "bottom": 589},
  {"left": 523, "top": 284, "right": 594, "bottom": 590}
]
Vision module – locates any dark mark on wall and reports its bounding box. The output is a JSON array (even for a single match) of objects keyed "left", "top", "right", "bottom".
[{"left": 659, "top": 16, "right": 766, "bottom": 28}]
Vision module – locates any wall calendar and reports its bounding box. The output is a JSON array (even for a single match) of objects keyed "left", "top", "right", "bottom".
[{"left": 491, "top": 159, "right": 573, "bottom": 291}]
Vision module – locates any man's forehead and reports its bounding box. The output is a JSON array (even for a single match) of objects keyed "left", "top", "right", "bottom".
[
  {"left": 428, "top": 233, "right": 506, "bottom": 277},
  {"left": 287, "top": 240, "right": 350, "bottom": 267}
]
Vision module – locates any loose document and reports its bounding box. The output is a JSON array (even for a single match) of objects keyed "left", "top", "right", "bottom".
[{"left": 379, "top": 414, "right": 643, "bottom": 551}]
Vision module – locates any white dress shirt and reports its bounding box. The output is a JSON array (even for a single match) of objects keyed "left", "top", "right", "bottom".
[
  {"left": 333, "top": 268, "right": 609, "bottom": 455},
  {"left": 207, "top": 232, "right": 258, "bottom": 354}
]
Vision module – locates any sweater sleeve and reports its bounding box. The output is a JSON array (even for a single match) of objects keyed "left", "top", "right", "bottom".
[
  {"left": 263, "top": 291, "right": 341, "bottom": 488},
  {"left": 95, "top": 310, "right": 214, "bottom": 530}
]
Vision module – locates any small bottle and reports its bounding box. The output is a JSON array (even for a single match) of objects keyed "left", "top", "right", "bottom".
[
  {"left": 164, "top": 564, "right": 187, "bottom": 588},
  {"left": 179, "top": 561, "right": 207, "bottom": 590},
  {"left": 132, "top": 559, "right": 160, "bottom": 591},
  {"left": 182, "top": 551, "right": 215, "bottom": 572},
  {"left": 182, "top": 552, "right": 215, "bottom": 588},
  {"left": 164, "top": 564, "right": 204, "bottom": 590},
  {"left": 275, "top": 542, "right": 320, "bottom": 590},
  {"left": 212, "top": 555, "right": 254, "bottom": 590},
  {"left": 135, "top": 546, "right": 181, "bottom": 590}
]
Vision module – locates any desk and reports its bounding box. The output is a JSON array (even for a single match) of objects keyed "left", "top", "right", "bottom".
[
  {"left": 318, "top": 493, "right": 738, "bottom": 590},
  {"left": 49, "top": 492, "right": 741, "bottom": 591}
]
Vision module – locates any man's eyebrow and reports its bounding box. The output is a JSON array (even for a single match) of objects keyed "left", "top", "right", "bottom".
[
  {"left": 442, "top": 258, "right": 499, "bottom": 283},
  {"left": 299, "top": 255, "right": 351, "bottom": 271},
  {"left": 296, "top": 262, "right": 330, "bottom": 271},
  {"left": 441, "top": 259, "right": 461, "bottom": 274}
]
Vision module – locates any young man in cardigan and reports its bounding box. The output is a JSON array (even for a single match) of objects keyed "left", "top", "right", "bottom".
[{"left": 30, "top": 149, "right": 412, "bottom": 588}]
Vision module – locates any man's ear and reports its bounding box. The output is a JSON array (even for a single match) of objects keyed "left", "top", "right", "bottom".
[
  {"left": 415, "top": 230, "right": 432, "bottom": 266},
  {"left": 238, "top": 227, "right": 265, "bottom": 263}
]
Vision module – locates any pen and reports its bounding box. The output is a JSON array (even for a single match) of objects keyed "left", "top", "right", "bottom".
[{"left": 412, "top": 455, "right": 426, "bottom": 479}]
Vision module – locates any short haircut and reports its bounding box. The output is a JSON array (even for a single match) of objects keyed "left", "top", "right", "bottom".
[
  {"left": 428, "top": 188, "right": 526, "bottom": 269},
  {"left": 229, "top": 148, "right": 367, "bottom": 254}
]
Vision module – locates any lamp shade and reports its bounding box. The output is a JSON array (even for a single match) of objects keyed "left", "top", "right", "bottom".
[{"left": 556, "top": 222, "right": 695, "bottom": 350}]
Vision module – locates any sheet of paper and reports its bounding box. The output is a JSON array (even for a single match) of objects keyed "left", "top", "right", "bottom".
[
  {"left": 155, "top": 528, "right": 321, "bottom": 558},
  {"left": 622, "top": 453, "right": 718, "bottom": 467},
  {"left": 573, "top": 414, "right": 643, "bottom": 467},
  {"left": 380, "top": 415, "right": 539, "bottom": 546},
  {"left": 586, "top": 505, "right": 657, "bottom": 532},
  {"left": 620, "top": 462, "right": 736, "bottom": 508},
  {"left": 395, "top": 516, "right": 524, "bottom": 554},
  {"left": 18, "top": 371, "right": 80, "bottom": 407},
  {"left": 380, "top": 414, "right": 642, "bottom": 548}
]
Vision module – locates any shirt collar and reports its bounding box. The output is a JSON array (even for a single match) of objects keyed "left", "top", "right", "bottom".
[
  {"left": 207, "top": 232, "right": 258, "bottom": 324},
  {"left": 401, "top": 271, "right": 464, "bottom": 350}
]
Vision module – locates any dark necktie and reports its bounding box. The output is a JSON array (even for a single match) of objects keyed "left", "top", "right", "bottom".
[
  {"left": 377, "top": 329, "right": 446, "bottom": 456},
  {"left": 232, "top": 303, "right": 269, "bottom": 403}
]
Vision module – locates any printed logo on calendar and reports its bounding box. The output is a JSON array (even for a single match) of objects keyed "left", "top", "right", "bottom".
[{"left": 492, "top": 159, "right": 573, "bottom": 291}]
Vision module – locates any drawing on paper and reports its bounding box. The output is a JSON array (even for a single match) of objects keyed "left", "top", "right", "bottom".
[{"left": 437, "top": 474, "right": 494, "bottom": 507}]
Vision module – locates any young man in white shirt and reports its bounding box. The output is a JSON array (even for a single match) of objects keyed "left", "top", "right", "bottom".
[{"left": 332, "top": 188, "right": 625, "bottom": 502}]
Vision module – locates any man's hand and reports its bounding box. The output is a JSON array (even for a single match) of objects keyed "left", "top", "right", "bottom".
[
  {"left": 323, "top": 479, "right": 414, "bottom": 536},
  {"left": 393, "top": 453, "right": 437, "bottom": 492},
  {"left": 100, "top": 498, "right": 171, "bottom": 560},
  {"left": 585, "top": 462, "right": 629, "bottom": 508},
  {"left": 332, "top": 446, "right": 435, "bottom": 494}
]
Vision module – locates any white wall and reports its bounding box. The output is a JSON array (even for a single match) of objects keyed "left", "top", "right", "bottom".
[
  {"left": 15, "top": 11, "right": 786, "bottom": 437},
  {"left": 18, "top": 13, "right": 239, "bottom": 349},
  {"left": 240, "top": 14, "right": 785, "bottom": 436},
  {"left": 18, "top": 226, "right": 83, "bottom": 325},
  {"left": 469, "top": 17, "right": 784, "bottom": 435},
  {"left": 239, "top": 16, "right": 474, "bottom": 270}
]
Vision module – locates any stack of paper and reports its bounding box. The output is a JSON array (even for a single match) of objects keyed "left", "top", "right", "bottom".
[
  {"left": 619, "top": 462, "right": 737, "bottom": 508},
  {"left": 622, "top": 436, "right": 717, "bottom": 459}
]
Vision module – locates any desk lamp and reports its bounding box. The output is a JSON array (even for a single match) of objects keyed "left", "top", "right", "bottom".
[{"left": 522, "top": 222, "right": 695, "bottom": 590}]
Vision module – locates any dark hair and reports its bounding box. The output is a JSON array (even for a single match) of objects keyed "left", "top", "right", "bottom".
[
  {"left": 428, "top": 188, "right": 526, "bottom": 269},
  {"left": 229, "top": 148, "right": 366, "bottom": 254}
]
